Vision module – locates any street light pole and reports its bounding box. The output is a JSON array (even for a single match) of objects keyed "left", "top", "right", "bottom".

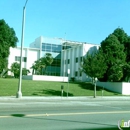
[{"left": 16, "top": 0, "right": 28, "bottom": 98}]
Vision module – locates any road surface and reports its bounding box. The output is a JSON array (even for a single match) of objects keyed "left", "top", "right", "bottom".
[{"left": 0, "top": 98, "right": 130, "bottom": 130}]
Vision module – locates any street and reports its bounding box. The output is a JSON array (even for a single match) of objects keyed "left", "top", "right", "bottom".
[{"left": 0, "top": 98, "right": 130, "bottom": 130}]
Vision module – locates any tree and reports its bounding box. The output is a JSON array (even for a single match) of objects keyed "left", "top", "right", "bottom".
[
  {"left": 0, "top": 19, "right": 18, "bottom": 73},
  {"left": 11, "top": 62, "right": 20, "bottom": 78},
  {"left": 22, "top": 68, "right": 30, "bottom": 75},
  {"left": 112, "top": 28, "right": 130, "bottom": 81},
  {"left": 82, "top": 50, "right": 107, "bottom": 98},
  {"left": 112, "top": 28, "right": 128, "bottom": 44},
  {"left": 31, "top": 53, "right": 53, "bottom": 75},
  {"left": 99, "top": 34, "right": 126, "bottom": 82},
  {"left": 43, "top": 53, "right": 53, "bottom": 74},
  {"left": 11, "top": 62, "right": 30, "bottom": 77}
]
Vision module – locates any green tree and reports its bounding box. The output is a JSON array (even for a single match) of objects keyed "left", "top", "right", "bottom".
[
  {"left": 11, "top": 62, "right": 30, "bottom": 77},
  {"left": 22, "top": 68, "right": 30, "bottom": 75},
  {"left": 11, "top": 62, "right": 20, "bottom": 78},
  {"left": 100, "top": 34, "right": 126, "bottom": 82},
  {"left": 0, "top": 19, "right": 18, "bottom": 73},
  {"left": 112, "top": 28, "right": 130, "bottom": 81},
  {"left": 82, "top": 50, "right": 107, "bottom": 98},
  {"left": 43, "top": 53, "right": 53, "bottom": 74},
  {"left": 31, "top": 53, "right": 53, "bottom": 75}
]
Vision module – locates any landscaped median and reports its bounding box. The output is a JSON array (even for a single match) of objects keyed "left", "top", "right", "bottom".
[{"left": 0, "top": 78, "right": 122, "bottom": 96}]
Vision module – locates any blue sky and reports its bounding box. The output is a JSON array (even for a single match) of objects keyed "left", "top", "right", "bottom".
[{"left": 1, "top": 0, "right": 130, "bottom": 47}]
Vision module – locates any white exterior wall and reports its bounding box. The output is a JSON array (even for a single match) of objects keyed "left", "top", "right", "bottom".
[
  {"left": 29, "top": 36, "right": 43, "bottom": 48},
  {"left": 61, "top": 43, "right": 100, "bottom": 82},
  {"left": 8, "top": 47, "right": 40, "bottom": 75},
  {"left": 22, "top": 75, "right": 68, "bottom": 82},
  {"left": 97, "top": 82, "right": 130, "bottom": 95}
]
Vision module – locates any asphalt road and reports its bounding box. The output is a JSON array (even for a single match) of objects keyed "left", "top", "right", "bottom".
[{"left": 0, "top": 99, "right": 130, "bottom": 130}]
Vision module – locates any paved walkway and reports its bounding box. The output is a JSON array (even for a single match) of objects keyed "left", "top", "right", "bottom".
[{"left": 0, "top": 96, "right": 130, "bottom": 101}]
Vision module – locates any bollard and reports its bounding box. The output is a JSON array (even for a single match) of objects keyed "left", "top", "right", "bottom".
[{"left": 61, "top": 85, "right": 64, "bottom": 97}]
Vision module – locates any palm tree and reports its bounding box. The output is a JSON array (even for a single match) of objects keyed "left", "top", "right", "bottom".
[
  {"left": 44, "top": 53, "right": 53, "bottom": 74},
  {"left": 31, "top": 53, "right": 53, "bottom": 75}
]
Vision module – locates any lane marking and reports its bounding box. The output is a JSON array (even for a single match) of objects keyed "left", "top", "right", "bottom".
[{"left": 0, "top": 110, "right": 130, "bottom": 118}]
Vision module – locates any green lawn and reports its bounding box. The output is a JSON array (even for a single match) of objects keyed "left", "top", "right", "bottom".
[{"left": 0, "top": 78, "right": 121, "bottom": 96}]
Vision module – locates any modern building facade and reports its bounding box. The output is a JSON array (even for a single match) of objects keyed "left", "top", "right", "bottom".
[
  {"left": 8, "top": 36, "right": 64, "bottom": 76},
  {"left": 61, "top": 41, "right": 99, "bottom": 81},
  {"left": 8, "top": 36, "right": 99, "bottom": 81}
]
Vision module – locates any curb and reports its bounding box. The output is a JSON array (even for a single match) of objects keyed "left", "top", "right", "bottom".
[{"left": 0, "top": 96, "right": 130, "bottom": 101}]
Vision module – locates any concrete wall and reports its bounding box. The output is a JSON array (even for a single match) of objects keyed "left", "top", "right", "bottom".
[
  {"left": 97, "top": 82, "right": 130, "bottom": 95},
  {"left": 22, "top": 75, "right": 68, "bottom": 82}
]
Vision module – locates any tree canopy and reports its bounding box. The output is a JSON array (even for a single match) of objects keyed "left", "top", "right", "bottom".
[
  {"left": 0, "top": 19, "right": 18, "bottom": 73},
  {"left": 82, "top": 27, "right": 130, "bottom": 82},
  {"left": 82, "top": 50, "right": 107, "bottom": 81},
  {"left": 99, "top": 28, "right": 130, "bottom": 82},
  {"left": 99, "top": 33, "right": 126, "bottom": 81},
  {"left": 82, "top": 50, "right": 107, "bottom": 97}
]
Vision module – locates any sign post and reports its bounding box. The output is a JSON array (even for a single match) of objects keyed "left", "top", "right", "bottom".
[
  {"left": 61, "top": 85, "right": 64, "bottom": 97},
  {"left": 67, "top": 69, "right": 70, "bottom": 97}
]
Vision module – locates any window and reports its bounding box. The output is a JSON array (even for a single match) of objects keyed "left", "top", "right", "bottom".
[
  {"left": 68, "top": 59, "right": 70, "bottom": 64},
  {"left": 23, "top": 57, "right": 27, "bottom": 62},
  {"left": 80, "top": 56, "right": 83, "bottom": 62},
  {"left": 76, "top": 57, "right": 78, "bottom": 63},
  {"left": 75, "top": 71, "right": 78, "bottom": 76},
  {"left": 15, "top": 56, "right": 27, "bottom": 62},
  {"left": 15, "top": 56, "right": 20, "bottom": 62},
  {"left": 80, "top": 71, "right": 82, "bottom": 77},
  {"left": 42, "top": 43, "right": 45, "bottom": 51}
]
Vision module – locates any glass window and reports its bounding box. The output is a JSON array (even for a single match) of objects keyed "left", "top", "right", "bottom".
[
  {"left": 52, "top": 45, "right": 57, "bottom": 52},
  {"left": 75, "top": 71, "right": 78, "bottom": 76},
  {"left": 15, "top": 56, "right": 20, "bottom": 62},
  {"left": 52, "top": 45, "right": 61, "bottom": 52},
  {"left": 80, "top": 71, "right": 82, "bottom": 76},
  {"left": 80, "top": 56, "right": 83, "bottom": 62},
  {"left": 57, "top": 45, "right": 61, "bottom": 52},
  {"left": 76, "top": 57, "right": 78, "bottom": 63},
  {"left": 42, "top": 43, "right": 46, "bottom": 51},
  {"left": 46, "top": 45, "right": 51, "bottom": 51},
  {"left": 23, "top": 57, "right": 27, "bottom": 62},
  {"left": 68, "top": 59, "right": 70, "bottom": 64},
  {"left": 15, "top": 56, "right": 27, "bottom": 62}
]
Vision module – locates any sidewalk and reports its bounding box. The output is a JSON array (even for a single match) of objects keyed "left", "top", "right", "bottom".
[{"left": 0, "top": 96, "right": 130, "bottom": 101}]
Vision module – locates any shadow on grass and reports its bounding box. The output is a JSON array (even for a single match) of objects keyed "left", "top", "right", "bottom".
[
  {"left": 78, "top": 82, "right": 102, "bottom": 91},
  {"left": 78, "top": 82, "right": 121, "bottom": 95},
  {"left": 32, "top": 89, "right": 73, "bottom": 96}
]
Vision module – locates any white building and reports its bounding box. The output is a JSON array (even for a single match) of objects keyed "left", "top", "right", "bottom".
[
  {"left": 8, "top": 36, "right": 63, "bottom": 76},
  {"left": 8, "top": 47, "right": 40, "bottom": 75},
  {"left": 61, "top": 41, "right": 99, "bottom": 82},
  {"left": 8, "top": 36, "right": 99, "bottom": 81}
]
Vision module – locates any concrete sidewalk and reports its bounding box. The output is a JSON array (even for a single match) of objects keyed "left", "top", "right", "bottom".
[{"left": 0, "top": 96, "right": 130, "bottom": 101}]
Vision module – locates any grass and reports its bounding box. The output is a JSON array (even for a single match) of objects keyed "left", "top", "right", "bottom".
[{"left": 0, "top": 78, "right": 122, "bottom": 96}]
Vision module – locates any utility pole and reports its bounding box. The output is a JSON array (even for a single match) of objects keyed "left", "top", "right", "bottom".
[{"left": 16, "top": 0, "right": 29, "bottom": 98}]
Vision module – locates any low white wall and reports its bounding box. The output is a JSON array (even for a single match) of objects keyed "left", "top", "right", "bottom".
[
  {"left": 22, "top": 75, "right": 33, "bottom": 80},
  {"left": 22, "top": 75, "right": 68, "bottom": 82},
  {"left": 97, "top": 82, "right": 130, "bottom": 95}
]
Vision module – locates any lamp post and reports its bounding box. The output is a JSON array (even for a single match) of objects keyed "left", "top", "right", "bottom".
[{"left": 16, "top": 0, "right": 28, "bottom": 98}]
